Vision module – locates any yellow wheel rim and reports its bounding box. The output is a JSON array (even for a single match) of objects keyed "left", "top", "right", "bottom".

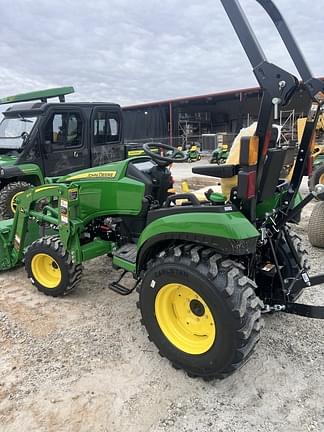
[
  {"left": 155, "top": 283, "right": 216, "bottom": 355},
  {"left": 10, "top": 191, "right": 24, "bottom": 214},
  {"left": 319, "top": 173, "right": 324, "bottom": 184},
  {"left": 31, "top": 253, "right": 62, "bottom": 289}
]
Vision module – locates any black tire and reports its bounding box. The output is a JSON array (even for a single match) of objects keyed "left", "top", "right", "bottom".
[
  {"left": 0, "top": 181, "right": 32, "bottom": 219},
  {"left": 256, "top": 228, "right": 309, "bottom": 304},
  {"left": 308, "top": 164, "right": 324, "bottom": 192},
  {"left": 308, "top": 201, "right": 324, "bottom": 248},
  {"left": 138, "top": 244, "right": 263, "bottom": 380},
  {"left": 277, "top": 228, "right": 310, "bottom": 301},
  {"left": 25, "top": 235, "right": 83, "bottom": 297}
]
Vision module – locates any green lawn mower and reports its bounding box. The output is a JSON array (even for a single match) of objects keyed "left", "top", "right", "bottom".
[
  {"left": 1, "top": 0, "right": 324, "bottom": 380},
  {"left": 187, "top": 145, "right": 201, "bottom": 163},
  {"left": 209, "top": 144, "right": 229, "bottom": 165}
]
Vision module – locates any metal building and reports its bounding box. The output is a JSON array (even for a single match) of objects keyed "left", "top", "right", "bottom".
[{"left": 122, "top": 81, "right": 323, "bottom": 151}]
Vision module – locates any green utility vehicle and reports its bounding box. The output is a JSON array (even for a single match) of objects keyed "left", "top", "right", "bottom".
[
  {"left": 0, "top": 0, "right": 324, "bottom": 380},
  {"left": 0, "top": 87, "right": 148, "bottom": 219}
]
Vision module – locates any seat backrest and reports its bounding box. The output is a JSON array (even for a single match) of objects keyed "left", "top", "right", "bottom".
[
  {"left": 258, "top": 148, "right": 287, "bottom": 201},
  {"left": 220, "top": 123, "right": 258, "bottom": 199}
]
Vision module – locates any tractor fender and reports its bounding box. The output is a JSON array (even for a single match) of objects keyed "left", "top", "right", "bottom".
[
  {"left": 0, "top": 163, "right": 44, "bottom": 186},
  {"left": 136, "top": 211, "right": 259, "bottom": 273}
]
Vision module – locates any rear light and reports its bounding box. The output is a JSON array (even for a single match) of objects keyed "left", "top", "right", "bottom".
[
  {"left": 238, "top": 171, "right": 257, "bottom": 199},
  {"left": 237, "top": 136, "right": 258, "bottom": 200},
  {"left": 240, "top": 136, "right": 259, "bottom": 166}
]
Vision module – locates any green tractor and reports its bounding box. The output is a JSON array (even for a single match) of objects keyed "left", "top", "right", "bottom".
[
  {"left": 0, "top": 87, "right": 150, "bottom": 220},
  {"left": 0, "top": 0, "right": 324, "bottom": 380}
]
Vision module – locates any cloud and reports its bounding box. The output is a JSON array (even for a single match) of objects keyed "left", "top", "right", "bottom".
[{"left": 0, "top": 0, "right": 323, "bottom": 106}]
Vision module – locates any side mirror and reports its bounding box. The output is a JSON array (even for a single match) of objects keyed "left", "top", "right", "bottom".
[{"left": 21, "top": 131, "right": 29, "bottom": 144}]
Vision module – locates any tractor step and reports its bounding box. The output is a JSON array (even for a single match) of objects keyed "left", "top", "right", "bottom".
[
  {"left": 110, "top": 244, "right": 139, "bottom": 295},
  {"left": 109, "top": 270, "right": 140, "bottom": 296}
]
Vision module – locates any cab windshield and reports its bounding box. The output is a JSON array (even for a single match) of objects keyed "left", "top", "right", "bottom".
[{"left": 0, "top": 116, "right": 37, "bottom": 149}]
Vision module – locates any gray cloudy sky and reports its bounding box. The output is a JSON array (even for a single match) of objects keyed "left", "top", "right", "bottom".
[{"left": 0, "top": 0, "right": 323, "bottom": 106}]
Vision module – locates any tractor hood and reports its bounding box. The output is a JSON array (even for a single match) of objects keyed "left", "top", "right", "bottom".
[
  {"left": 59, "top": 161, "right": 127, "bottom": 183},
  {"left": 58, "top": 157, "right": 146, "bottom": 183}
]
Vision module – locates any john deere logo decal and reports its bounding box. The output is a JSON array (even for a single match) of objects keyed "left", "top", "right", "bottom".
[
  {"left": 87, "top": 172, "right": 116, "bottom": 178},
  {"left": 68, "top": 171, "right": 117, "bottom": 180}
]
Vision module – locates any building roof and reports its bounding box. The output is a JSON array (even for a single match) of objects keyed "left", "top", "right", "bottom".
[{"left": 123, "top": 78, "right": 324, "bottom": 110}]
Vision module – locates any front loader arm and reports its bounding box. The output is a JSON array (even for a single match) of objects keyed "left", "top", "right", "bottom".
[{"left": 0, "top": 184, "right": 65, "bottom": 270}]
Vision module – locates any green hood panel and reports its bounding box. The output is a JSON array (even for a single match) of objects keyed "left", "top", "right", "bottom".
[
  {"left": 0, "top": 162, "right": 43, "bottom": 183},
  {"left": 0, "top": 155, "right": 17, "bottom": 167},
  {"left": 59, "top": 159, "right": 130, "bottom": 183}
]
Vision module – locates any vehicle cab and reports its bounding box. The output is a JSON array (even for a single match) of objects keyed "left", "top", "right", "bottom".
[{"left": 0, "top": 87, "right": 127, "bottom": 218}]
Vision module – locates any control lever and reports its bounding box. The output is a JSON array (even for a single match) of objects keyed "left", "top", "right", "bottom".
[{"left": 272, "top": 97, "right": 282, "bottom": 120}]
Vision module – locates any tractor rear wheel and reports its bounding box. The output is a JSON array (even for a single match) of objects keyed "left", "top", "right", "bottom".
[
  {"left": 276, "top": 228, "right": 310, "bottom": 301},
  {"left": 25, "top": 235, "right": 83, "bottom": 296},
  {"left": 0, "top": 181, "right": 32, "bottom": 219},
  {"left": 308, "top": 201, "right": 324, "bottom": 248},
  {"left": 138, "top": 244, "right": 263, "bottom": 380}
]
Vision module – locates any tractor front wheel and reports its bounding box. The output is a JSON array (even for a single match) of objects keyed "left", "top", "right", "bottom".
[
  {"left": 25, "top": 236, "right": 83, "bottom": 296},
  {"left": 0, "top": 181, "right": 32, "bottom": 219},
  {"left": 138, "top": 245, "right": 263, "bottom": 380}
]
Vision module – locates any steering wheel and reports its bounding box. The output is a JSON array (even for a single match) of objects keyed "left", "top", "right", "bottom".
[{"left": 143, "top": 142, "right": 187, "bottom": 166}]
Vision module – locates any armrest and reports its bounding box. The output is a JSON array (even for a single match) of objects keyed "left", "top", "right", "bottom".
[{"left": 192, "top": 165, "right": 239, "bottom": 178}]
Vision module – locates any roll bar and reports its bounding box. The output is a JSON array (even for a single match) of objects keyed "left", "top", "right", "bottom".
[
  {"left": 220, "top": 0, "right": 324, "bottom": 222},
  {"left": 220, "top": 0, "right": 324, "bottom": 100}
]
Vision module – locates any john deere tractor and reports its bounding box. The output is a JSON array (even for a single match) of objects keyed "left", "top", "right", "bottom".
[{"left": 0, "top": 0, "right": 324, "bottom": 380}]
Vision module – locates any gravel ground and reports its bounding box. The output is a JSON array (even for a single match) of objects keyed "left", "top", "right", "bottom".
[{"left": 0, "top": 163, "right": 323, "bottom": 432}]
